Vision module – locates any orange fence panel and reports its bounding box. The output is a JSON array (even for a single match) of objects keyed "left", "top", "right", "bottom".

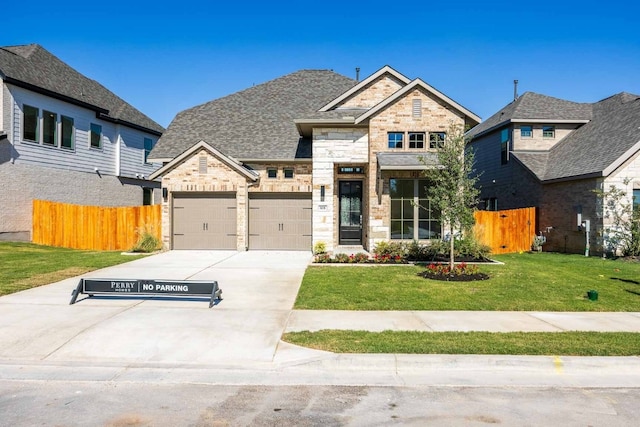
[
  {"left": 32, "top": 200, "right": 161, "bottom": 251},
  {"left": 474, "top": 207, "right": 537, "bottom": 254}
]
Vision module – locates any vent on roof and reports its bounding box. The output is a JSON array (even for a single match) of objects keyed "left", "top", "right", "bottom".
[
  {"left": 199, "top": 156, "right": 208, "bottom": 174},
  {"left": 412, "top": 99, "right": 422, "bottom": 118}
]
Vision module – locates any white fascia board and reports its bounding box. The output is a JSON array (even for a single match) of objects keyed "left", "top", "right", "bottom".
[
  {"left": 318, "top": 65, "right": 411, "bottom": 112},
  {"left": 355, "top": 78, "right": 481, "bottom": 125},
  {"left": 602, "top": 139, "right": 640, "bottom": 177}
]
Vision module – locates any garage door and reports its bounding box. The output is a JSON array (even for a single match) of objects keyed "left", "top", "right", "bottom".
[
  {"left": 249, "top": 193, "right": 312, "bottom": 250},
  {"left": 172, "top": 193, "right": 237, "bottom": 250}
]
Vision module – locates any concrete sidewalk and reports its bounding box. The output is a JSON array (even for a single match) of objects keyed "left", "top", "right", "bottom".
[{"left": 285, "top": 310, "right": 640, "bottom": 333}]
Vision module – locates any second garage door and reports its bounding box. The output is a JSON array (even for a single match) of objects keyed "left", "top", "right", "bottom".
[
  {"left": 249, "top": 193, "right": 312, "bottom": 250},
  {"left": 172, "top": 193, "right": 237, "bottom": 250}
]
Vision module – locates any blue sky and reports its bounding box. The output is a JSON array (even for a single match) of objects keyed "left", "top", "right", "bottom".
[{"left": 4, "top": 0, "right": 639, "bottom": 128}]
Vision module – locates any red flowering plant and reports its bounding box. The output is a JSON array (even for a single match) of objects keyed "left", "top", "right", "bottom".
[{"left": 421, "top": 262, "right": 489, "bottom": 281}]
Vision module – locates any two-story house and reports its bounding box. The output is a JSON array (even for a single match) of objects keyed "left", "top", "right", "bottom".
[
  {"left": 467, "top": 91, "right": 640, "bottom": 255},
  {"left": 0, "top": 44, "right": 164, "bottom": 241},
  {"left": 148, "top": 66, "right": 480, "bottom": 251}
]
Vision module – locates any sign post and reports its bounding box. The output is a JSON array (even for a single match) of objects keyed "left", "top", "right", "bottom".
[{"left": 70, "top": 279, "right": 222, "bottom": 308}]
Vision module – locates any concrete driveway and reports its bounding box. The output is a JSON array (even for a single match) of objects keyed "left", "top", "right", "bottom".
[{"left": 0, "top": 250, "right": 314, "bottom": 367}]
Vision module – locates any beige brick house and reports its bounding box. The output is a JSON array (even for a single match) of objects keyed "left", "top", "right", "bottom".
[
  {"left": 467, "top": 91, "right": 640, "bottom": 255},
  {"left": 149, "top": 66, "right": 480, "bottom": 251}
]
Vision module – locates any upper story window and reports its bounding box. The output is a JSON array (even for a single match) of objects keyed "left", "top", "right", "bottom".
[
  {"left": 429, "top": 132, "right": 446, "bottom": 149},
  {"left": 284, "top": 168, "right": 294, "bottom": 179},
  {"left": 23, "top": 105, "right": 39, "bottom": 142},
  {"left": 61, "top": 116, "right": 74, "bottom": 149},
  {"left": 542, "top": 126, "right": 555, "bottom": 138},
  {"left": 144, "top": 138, "right": 153, "bottom": 164},
  {"left": 520, "top": 125, "right": 532, "bottom": 138},
  {"left": 501, "top": 128, "right": 510, "bottom": 164},
  {"left": 42, "top": 110, "right": 57, "bottom": 146},
  {"left": 267, "top": 168, "right": 277, "bottom": 178},
  {"left": 90, "top": 123, "right": 102, "bottom": 149},
  {"left": 408, "top": 132, "right": 425, "bottom": 149},
  {"left": 388, "top": 132, "right": 403, "bottom": 149}
]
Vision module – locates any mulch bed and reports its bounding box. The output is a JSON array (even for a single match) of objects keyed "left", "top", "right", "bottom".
[{"left": 418, "top": 270, "right": 491, "bottom": 282}]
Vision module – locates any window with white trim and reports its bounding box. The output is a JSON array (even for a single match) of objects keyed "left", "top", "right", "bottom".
[
  {"left": 23, "top": 105, "right": 39, "bottom": 142},
  {"left": 144, "top": 138, "right": 153, "bottom": 164},
  {"left": 520, "top": 125, "right": 532, "bottom": 138},
  {"left": 61, "top": 115, "right": 74, "bottom": 149},
  {"left": 42, "top": 110, "right": 57, "bottom": 146},
  {"left": 542, "top": 125, "right": 555, "bottom": 138},
  {"left": 388, "top": 132, "right": 403, "bottom": 149},
  {"left": 90, "top": 123, "right": 102, "bottom": 149},
  {"left": 429, "top": 132, "right": 445, "bottom": 149}
]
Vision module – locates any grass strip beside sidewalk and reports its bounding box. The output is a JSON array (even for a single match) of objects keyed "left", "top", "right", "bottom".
[{"left": 283, "top": 331, "right": 640, "bottom": 356}]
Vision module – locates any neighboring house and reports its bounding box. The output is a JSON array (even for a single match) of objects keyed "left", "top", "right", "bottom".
[
  {"left": 149, "top": 66, "right": 480, "bottom": 251},
  {"left": 467, "top": 91, "right": 640, "bottom": 255},
  {"left": 0, "top": 44, "right": 164, "bottom": 241}
]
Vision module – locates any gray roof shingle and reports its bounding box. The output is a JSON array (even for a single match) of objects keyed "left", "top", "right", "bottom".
[
  {"left": 0, "top": 44, "right": 163, "bottom": 134},
  {"left": 517, "top": 92, "right": 640, "bottom": 181},
  {"left": 150, "top": 70, "right": 356, "bottom": 161},
  {"left": 467, "top": 92, "right": 592, "bottom": 139}
]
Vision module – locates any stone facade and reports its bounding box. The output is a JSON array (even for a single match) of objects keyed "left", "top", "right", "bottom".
[
  {"left": 160, "top": 149, "right": 313, "bottom": 250},
  {"left": 367, "top": 88, "right": 465, "bottom": 250},
  {"left": 513, "top": 123, "right": 581, "bottom": 151}
]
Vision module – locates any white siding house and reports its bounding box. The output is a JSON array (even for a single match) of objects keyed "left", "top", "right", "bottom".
[{"left": 0, "top": 44, "right": 164, "bottom": 240}]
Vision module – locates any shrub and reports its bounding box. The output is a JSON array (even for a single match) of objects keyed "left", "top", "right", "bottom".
[
  {"left": 351, "top": 253, "right": 370, "bottom": 263},
  {"left": 314, "top": 253, "right": 332, "bottom": 263},
  {"left": 334, "top": 253, "right": 351, "bottom": 263},
  {"left": 131, "top": 225, "right": 163, "bottom": 253},
  {"left": 313, "top": 241, "right": 327, "bottom": 255},
  {"left": 372, "top": 241, "right": 406, "bottom": 260},
  {"left": 453, "top": 235, "right": 491, "bottom": 260}
]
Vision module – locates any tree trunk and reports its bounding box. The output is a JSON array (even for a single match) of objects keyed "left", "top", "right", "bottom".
[{"left": 449, "top": 225, "right": 455, "bottom": 270}]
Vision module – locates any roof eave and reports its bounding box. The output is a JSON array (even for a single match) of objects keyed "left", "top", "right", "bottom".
[{"left": 511, "top": 119, "right": 590, "bottom": 124}]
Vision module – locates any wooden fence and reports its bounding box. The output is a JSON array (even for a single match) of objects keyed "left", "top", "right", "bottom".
[
  {"left": 32, "top": 200, "right": 162, "bottom": 251},
  {"left": 474, "top": 207, "right": 536, "bottom": 254}
]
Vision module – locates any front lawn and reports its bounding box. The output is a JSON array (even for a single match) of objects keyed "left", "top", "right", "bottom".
[
  {"left": 0, "top": 242, "right": 139, "bottom": 296},
  {"left": 295, "top": 252, "right": 640, "bottom": 311}
]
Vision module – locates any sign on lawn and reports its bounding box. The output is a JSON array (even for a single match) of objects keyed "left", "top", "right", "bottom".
[{"left": 70, "top": 279, "right": 222, "bottom": 308}]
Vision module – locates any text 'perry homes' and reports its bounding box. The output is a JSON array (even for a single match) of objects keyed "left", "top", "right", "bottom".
[{"left": 110, "top": 281, "right": 192, "bottom": 293}]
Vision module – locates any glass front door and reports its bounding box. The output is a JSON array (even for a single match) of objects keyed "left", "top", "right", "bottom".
[{"left": 339, "top": 181, "right": 363, "bottom": 245}]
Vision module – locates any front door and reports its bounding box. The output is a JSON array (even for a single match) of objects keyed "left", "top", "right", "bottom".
[{"left": 339, "top": 181, "right": 363, "bottom": 245}]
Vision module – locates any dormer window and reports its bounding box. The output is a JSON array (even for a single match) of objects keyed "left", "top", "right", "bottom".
[
  {"left": 542, "top": 126, "right": 555, "bottom": 138},
  {"left": 520, "top": 125, "right": 532, "bottom": 138}
]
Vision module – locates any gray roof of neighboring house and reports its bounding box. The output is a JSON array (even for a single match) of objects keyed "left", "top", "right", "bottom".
[
  {"left": 150, "top": 70, "right": 356, "bottom": 161},
  {"left": 0, "top": 44, "right": 164, "bottom": 134},
  {"left": 514, "top": 92, "right": 640, "bottom": 181},
  {"left": 467, "top": 92, "right": 592, "bottom": 139}
]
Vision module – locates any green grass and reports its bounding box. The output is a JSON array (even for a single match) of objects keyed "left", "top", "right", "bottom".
[
  {"left": 283, "top": 330, "right": 640, "bottom": 356},
  {"left": 295, "top": 252, "right": 640, "bottom": 311},
  {"left": 0, "top": 242, "right": 140, "bottom": 296}
]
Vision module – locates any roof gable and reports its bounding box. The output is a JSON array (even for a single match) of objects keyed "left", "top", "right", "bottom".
[
  {"left": 355, "top": 78, "right": 481, "bottom": 126},
  {"left": 0, "top": 44, "right": 163, "bottom": 134},
  {"left": 149, "top": 140, "right": 259, "bottom": 181},
  {"left": 318, "top": 65, "right": 410, "bottom": 112}
]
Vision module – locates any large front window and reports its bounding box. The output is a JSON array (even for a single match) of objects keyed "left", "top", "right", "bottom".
[
  {"left": 23, "top": 105, "right": 39, "bottom": 142},
  {"left": 390, "top": 179, "right": 441, "bottom": 240}
]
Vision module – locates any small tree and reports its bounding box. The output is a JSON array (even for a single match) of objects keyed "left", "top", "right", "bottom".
[
  {"left": 421, "top": 123, "right": 480, "bottom": 269},
  {"left": 594, "top": 179, "right": 640, "bottom": 256}
]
